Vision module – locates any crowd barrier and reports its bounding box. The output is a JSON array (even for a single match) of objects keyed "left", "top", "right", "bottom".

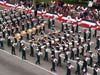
[{"left": 0, "top": 1, "right": 100, "bottom": 30}]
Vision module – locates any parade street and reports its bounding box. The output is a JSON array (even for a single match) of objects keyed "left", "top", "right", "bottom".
[
  {"left": 0, "top": 2, "right": 100, "bottom": 75},
  {"left": 0, "top": 49, "right": 58, "bottom": 75}
]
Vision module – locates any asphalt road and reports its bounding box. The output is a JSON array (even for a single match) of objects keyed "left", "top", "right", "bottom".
[{"left": 0, "top": 49, "right": 58, "bottom": 75}]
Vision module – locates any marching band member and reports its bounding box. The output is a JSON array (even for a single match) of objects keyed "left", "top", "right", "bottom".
[
  {"left": 93, "top": 64, "right": 99, "bottom": 75},
  {"left": 29, "top": 41, "right": 35, "bottom": 57},
  {"left": 66, "top": 62, "right": 74, "bottom": 75},
  {"left": 11, "top": 26, "right": 15, "bottom": 35},
  {"left": 21, "top": 21, "right": 25, "bottom": 30},
  {"left": 97, "top": 49, "right": 100, "bottom": 66},
  {"left": 75, "top": 57, "right": 81, "bottom": 75},
  {"left": 44, "top": 46, "right": 49, "bottom": 61},
  {"left": 88, "top": 51, "right": 93, "bottom": 67},
  {"left": 11, "top": 41, "right": 17, "bottom": 55},
  {"left": 63, "top": 50, "right": 68, "bottom": 63},
  {"left": 63, "top": 31, "right": 67, "bottom": 39},
  {"left": 7, "top": 35, "right": 12, "bottom": 47},
  {"left": 19, "top": 38, "right": 24, "bottom": 52},
  {"left": 48, "top": 18, "right": 51, "bottom": 29},
  {"left": 57, "top": 52, "right": 62, "bottom": 66},
  {"left": 31, "top": 18, "right": 34, "bottom": 28},
  {"left": 14, "top": 36, "right": 17, "bottom": 43},
  {"left": 78, "top": 34, "right": 81, "bottom": 45},
  {"left": 51, "top": 55, "right": 57, "bottom": 72},
  {"left": 86, "top": 41, "right": 91, "bottom": 52},
  {"left": 31, "top": 33, "right": 35, "bottom": 40},
  {"left": 80, "top": 44, "right": 85, "bottom": 56},
  {"left": 70, "top": 47, "right": 75, "bottom": 60},
  {"left": 7, "top": 26, "right": 11, "bottom": 36},
  {"left": 51, "top": 19, "right": 55, "bottom": 25},
  {"left": 95, "top": 36, "right": 100, "bottom": 49},
  {"left": 26, "top": 33, "right": 30, "bottom": 40},
  {"left": 0, "top": 26, "right": 2, "bottom": 32},
  {"left": 26, "top": 20, "right": 30, "bottom": 30},
  {"left": 71, "top": 25, "right": 74, "bottom": 33},
  {"left": 72, "top": 39, "right": 75, "bottom": 47},
  {"left": 61, "top": 22, "right": 64, "bottom": 32},
  {"left": 81, "top": 56, "right": 88, "bottom": 73},
  {"left": 75, "top": 24, "right": 79, "bottom": 33},
  {"left": 65, "top": 23, "right": 69, "bottom": 31},
  {"left": 88, "top": 27, "right": 91, "bottom": 40},
  {"left": 75, "top": 45, "right": 80, "bottom": 57},
  {"left": 22, "top": 44, "right": 27, "bottom": 60},
  {"left": 15, "top": 24, "right": 20, "bottom": 33},
  {"left": 93, "top": 27, "right": 97, "bottom": 38},
  {"left": 83, "top": 29, "right": 87, "bottom": 42},
  {"left": 0, "top": 35, "right": 5, "bottom": 48},
  {"left": 17, "top": 17, "right": 20, "bottom": 25},
  {"left": 35, "top": 49, "right": 43, "bottom": 65},
  {"left": 2, "top": 27, "right": 6, "bottom": 38}
]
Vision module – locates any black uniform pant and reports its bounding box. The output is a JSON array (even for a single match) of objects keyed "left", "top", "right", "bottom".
[
  {"left": 44, "top": 52, "right": 48, "bottom": 61},
  {"left": 51, "top": 62, "right": 56, "bottom": 71},
  {"left": 35, "top": 55, "right": 40, "bottom": 64},
  {"left": 22, "top": 51, "right": 26, "bottom": 60},
  {"left": 11, "top": 46, "right": 16, "bottom": 55},
  {"left": 30, "top": 47, "right": 34, "bottom": 57}
]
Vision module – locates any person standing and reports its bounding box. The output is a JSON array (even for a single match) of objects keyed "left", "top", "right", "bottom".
[
  {"left": 35, "top": 49, "right": 42, "bottom": 65},
  {"left": 70, "top": 48, "right": 75, "bottom": 60},
  {"left": 75, "top": 45, "right": 80, "bottom": 57},
  {"left": 19, "top": 39, "right": 24, "bottom": 52},
  {"left": 81, "top": 58, "right": 88, "bottom": 73},
  {"left": 0, "top": 36, "right": 4, "bottom": 49},
  {"left": 75, "top": 57, "right": 81, "bottom": 75},
  {"left": 21, "top": 22, "right": 25, "bottom": 30},
  {"left": 86, "top": 42, "right": 91, "bottom": 52},
  {"left": 2, "top": 28, "right": 6, "bottom": 38},
  {"left": 71, "top": 25, "right": 74, "bottom": 33},
  {"left": 93, "top": 28, "right": 97, "bottom": 37},
  {"left": 65, "top": 23, "right": 69, "bottom": 31},
  {"left": 51, "top": 55, "right": 57, "bottom": 72},
  {"left": 63, "top": 51, "right": 68, "bottom": 62},
  {"left": 80, "top": 46, "right": 85, "bottom": 56},
  {"left": 93, "top": 64, "right": 98, "bottom": 75},
  {"left": 83, "top": 30, "right": 87, "bottom": 42},
  {"left": 78, "top": 34, "right": 81, "bottom": 45},
  {"left": 95, "top": 36, "right": 100, "bottom": 49},
  {"left": 11, "top": 42, "right": 16, "bottom": 55},
  {"left": 61, "top": 23, "right": 64, "bottom": 32},
  {"left": 88, "top": 27, "right": 91, "bottom": 40},
  {"left": 97, "top": 50, "right": 100, "bottom": 66},
  {"left": 26, "top": 21, "right": 30, "bottom": 30},
  {"left": 22, "top": 45, "right": 27, "bottom": 60},
  {"left": 57, "top": 52, "right": 62, "bottom": 66},
  {"left": 75, "top": 24, "right": 79, "bottom": 33},
  {"left": 30, "top": 41, "right": 34, "bottom": 57},
  {"left": 88, "top": 51, "right": 93, "bottom": 67},
  {"left": 66, "top": 62, "right": 73, "bottom": 75},
  {"left": 48, "top": 19, "right": 51, "bottom": 29},
  {"left": 7, "top": 35, "right": 12, "bottom": 47},
  {"left": 44, "top": 47, "right": 49, "bottom": 61},
  {"left": 31, "top": 18, "right": 34, "bottom": 28}
]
